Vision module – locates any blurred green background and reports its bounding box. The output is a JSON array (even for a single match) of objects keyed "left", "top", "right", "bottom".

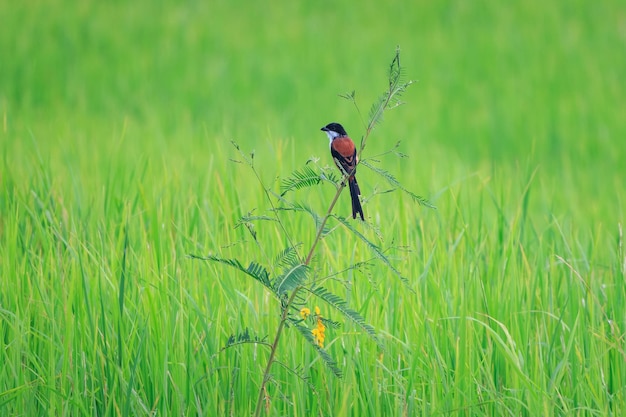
[
  {"left": 4, "top": 0, "right": 624, "bottom": 194},
  {"left": 1, "top": 0, "right": 625, "bottom": 415}
]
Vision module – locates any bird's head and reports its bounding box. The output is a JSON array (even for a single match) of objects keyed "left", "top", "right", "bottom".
[{"left": 321, "top": 122, "right": 347, "bottom": 141}]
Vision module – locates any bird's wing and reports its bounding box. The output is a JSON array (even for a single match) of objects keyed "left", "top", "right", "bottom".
[{"left": 331, "top": 145, "right": 357, "bottom": 176}]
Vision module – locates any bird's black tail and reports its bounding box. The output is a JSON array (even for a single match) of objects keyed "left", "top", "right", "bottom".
[{"left": 349, "top": 177, "right": 364, "bottom": 221}]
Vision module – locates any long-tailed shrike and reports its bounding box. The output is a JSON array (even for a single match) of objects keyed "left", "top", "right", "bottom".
[{"left": 321, "top": 122, "right": 364, "bottom": 220}]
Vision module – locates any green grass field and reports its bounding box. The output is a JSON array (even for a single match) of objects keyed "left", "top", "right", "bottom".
[{"left": 1, "top": 0, "right": 625, "bottom": 415}]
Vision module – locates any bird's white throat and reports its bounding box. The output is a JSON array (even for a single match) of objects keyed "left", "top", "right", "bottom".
[{"left": 324, "top": 130, "right": 340, "bottom": 146}]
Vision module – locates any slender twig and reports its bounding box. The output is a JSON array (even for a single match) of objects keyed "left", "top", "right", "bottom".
[
  {"left": 253, "top": 287, "right": 302, "bottom": 417},
  {"left": 304, "top": 182, "right": 346, "bottom": 265},
  {"left": 250, "top": 163, "right": 300, "bottom": 260},
  {"left": 233, "top": 142, "right": 300, "bottom": 261},
  {"left": 253, "top": 178, "right": 347, "bottom": 417}
]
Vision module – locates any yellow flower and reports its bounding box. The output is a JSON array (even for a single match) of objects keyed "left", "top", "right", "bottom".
[
  {"left": 311, "top": 306, "right": 326, "bottom": 347},
  {"left": 300, "top": 307, "right": 311, "bottom": 320},
  {"left": 311, "top": 326, "right": 325, "bottom": 347}
]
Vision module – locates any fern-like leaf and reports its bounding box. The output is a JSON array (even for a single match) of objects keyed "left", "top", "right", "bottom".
[
  {"left": 319, "top": 166, "right": 341, "bottom": 185},
  {"left": 246, "top": 261, "right": 272, "bottom": 288},
  {"left": 189, "top": 254, "right": 273, "bottom": 292},
  {"left": 339, "top": 90, "right": 356, "bottom": 101},
  {"left": 274, "top": 262, "right": 309, "bottom": 295},
  {"left": 289, "top": 319, "right": 342, "bottom": 377},
  {"left": 280, "top": 165, "right": 322, "bottom": 196},
  {"left": 332, "top": 216, "right": 412, "bottom": 289},
  {"left": 223, "top": 328, "right": 270, "bottom": 349},
  {"left": 360, "top": 160, "right": 436, "bottom": 208},
  {"left": 310, "top": 286, "right": 383, "bottom": 350},
  {"left": 238, "top": 214, "right": 278, "bottom": 223},
  {"left": 368, "top": 95, "right": 387, "bottom": 129},
  {"left": 274, "top": 244, "right": 302, "bottom": 269},
  {"left": 292, "top": 203, "right": 332, "bottom": 235},
  {"left": 271, "top": 196, "right": 332, "bottom": 236},
  {"left": 367, "top": 47, "right": 413, "bottom": 131}
]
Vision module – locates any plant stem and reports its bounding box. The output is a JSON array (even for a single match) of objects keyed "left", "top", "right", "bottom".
[
  {"left": 253, "top": 181, "right": 348, "bottom": 417},
  {"left": 304, "top": 183, "right": 345, "bottom": 266},
  {"left": 253, "top": 288, "right": 301, "bottom": 417}
]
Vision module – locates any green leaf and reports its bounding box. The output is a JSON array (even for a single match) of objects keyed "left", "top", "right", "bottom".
[
  {"left": 238, "top": 214, "right": 278, "bottom": 223},
  {"left": 292, "top": 203, "right": 332, "bottom": 235},
  {"left": 339, "top": 90, "right": 356, "bottom": 101},
  {"left": 189, "top": 254, "right": 273, "bottom": 292},
  {"left": 360, "top": 160, "right": 436, "bottom": 208},
  {"left": 290, "top": 319, "right": 342, "bottom": 377},
  {"left": 224, "top": 328, "right": 269, "bottom": 348},
  {"left": 274, "top": 263, "right": 309, "bottom": 295},
  {"left": 368, "top": 95, "right": 387, "bottom": 128},
  {"left": 310, "top": 286, "right": 383, "bottom": 350},
  {"left": 366, "top": 48, "right": 414, "bottom": 132},
  {"left": 273, "top": 244, "right": 302, "bottom": 269},
  {"left": 388, "top": 46, "right": 402, "bottom": 89},
  {"left": 271, "top": 194, "right": 332, "bottom": 236},
  {"left": 333, "top": 216, "right": 412, "bottom": 289},
  {"left": 280, "top": 165, "right": 322, "bottom": 196},
  {"left": 246, "top": 261, "right": 272, "bottom": 288}
]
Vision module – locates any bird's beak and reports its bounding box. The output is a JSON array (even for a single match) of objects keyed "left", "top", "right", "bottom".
[{"left": 321, "top": 127, "right": 328, "bottom": 132}]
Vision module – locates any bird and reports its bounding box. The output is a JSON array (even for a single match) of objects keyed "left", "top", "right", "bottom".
[{"left": 321, "top": 122, "right": 364, "bottom": 220}]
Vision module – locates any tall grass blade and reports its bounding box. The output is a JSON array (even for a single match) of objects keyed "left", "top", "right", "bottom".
[{"left": 117, "top": 224, "right": 129, "bottom": 368}]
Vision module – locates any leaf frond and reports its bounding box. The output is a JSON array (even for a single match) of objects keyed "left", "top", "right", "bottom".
[
  {"left": 274, "top": 244, "right": 302, "bottom": 269},
  {"left": 290, "top": 319, "right": 342, "bottom": 377},
  {"left": 319, "top": 317, "right": 342, "bottom": 330},
  {"left": 332, "top": 216, "right": 413, "bottom": 289},
  {"left": 339, "top": 90, "right": 356, "bottom": 101},
  {"left": 310, "top": 286, "right": 383, "bottom": 349},
  {"left": 319, "top": 167, "right": 342, "bottom": 185},
  {"left": 246, "top": 261, "right": 272, "bottom": 288},
  {"left": 280, "top": 165, "right": 322, "bottom": 196},
  {"left": 274, "top": 262, "right": 309, "bottom": 295},
  {"left": 223, "top": 328, "right": 270, "bottom": 349},
  {"left": 360, "top": 160, "right": 436, "bottom": 208},
  {"left": 238, "top": 214, "right": 278, "bottom": 223},
  {"left": 293, "top": 203, "right": 332, "bottom": 235},
  {"left": 273, "top": 361, "right": 319, "bottom": 396},
  {"left": 365, "top": 47, "right": 414, "bottom": 133},
  {"left": 272, "top": 199, "right": 332, "bottom": 236},
  {"left": 189, "top": 254, "right": 273, "bottom": 292}
]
